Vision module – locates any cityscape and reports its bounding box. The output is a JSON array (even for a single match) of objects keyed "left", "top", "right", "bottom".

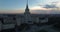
[{"left": 0, "top": 0, "right": 60, "bottom": 32}]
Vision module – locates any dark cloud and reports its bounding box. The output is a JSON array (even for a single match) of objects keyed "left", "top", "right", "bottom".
[{"left": 43, "top": 4, "right": 58, "bottom": 8}]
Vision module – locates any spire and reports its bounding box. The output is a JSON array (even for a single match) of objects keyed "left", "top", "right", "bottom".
[
  {"left": 25, "top": 0, "right": 30, "bottom": 13},
  {"left": 27, "top": 0, "right": 28, "bottom": 6},
  {"left": 26, "top": 0, "right": 29, "bottom": 9}
]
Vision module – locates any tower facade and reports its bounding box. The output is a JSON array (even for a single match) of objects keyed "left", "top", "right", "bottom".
[{"left": 24, "top": 0, "right": 32, "bottom": 23}]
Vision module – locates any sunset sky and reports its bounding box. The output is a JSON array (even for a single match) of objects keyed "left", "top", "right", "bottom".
[{"left": 0, "top": 0, "right": 60, "bottom": 14}]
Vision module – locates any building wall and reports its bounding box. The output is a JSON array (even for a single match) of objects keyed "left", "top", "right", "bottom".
[
  {"left": 3, "top": 17, "right": 16, "bottom": 24},
  {"left": 31, "top": 17, "right": 37, "bottom": 22},
  {"left": 0, "top": 21, "right": 2, "bottom": 31},
  {"left": 2, "top": 24, "right": 15, "bottom": 30},
  {"left": 16, "top": 16, "right": 25, "bottom": 26}
]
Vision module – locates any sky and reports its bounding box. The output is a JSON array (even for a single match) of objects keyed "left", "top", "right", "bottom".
[{"left": 0, "top": 0, "right": 60, "bottom": 14}]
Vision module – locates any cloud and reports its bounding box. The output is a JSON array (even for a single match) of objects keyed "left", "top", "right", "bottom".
[
  {"left": 31, "top": 10, "right": 49, "bottom": 14},
  {"left": 56, "top": 2, "right": 60, "bottom": 7},
  {"left": 30, "top": 10, "right": 60, "bottom": 14},
  {"left": 30, "top": 6, "right": 50, "bottom": 10},
  {"left": 30, "top": 3, "right": 60, "bottom": 14},
  {"left": 43, "top": 4, "right": 58, "bottom": 8}
]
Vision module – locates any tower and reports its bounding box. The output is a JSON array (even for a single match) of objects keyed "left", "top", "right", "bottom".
[
  {"left": 24, "top": 0, "right": 30, "bottom": 14},
  {"left": 24, "top": 0, "right": 32, "bottom": 23}
]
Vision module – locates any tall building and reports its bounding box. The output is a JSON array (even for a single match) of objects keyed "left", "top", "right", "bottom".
[
  {"left": 15, "top": 0, "right": 48, "bottom": 25},
  {"left": 24, "top": 0, "right": 32, "bottom": 23}
]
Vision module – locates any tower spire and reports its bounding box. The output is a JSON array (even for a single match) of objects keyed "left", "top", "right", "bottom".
[
  {"left": 26, "top": 0, "right": 29, "bottom": 9},
  {"left": 25, "top": 0, "right": 30, "bottom": 13},
  {"left": 27, "top": 0, "right": 28, "bottom": 5}
]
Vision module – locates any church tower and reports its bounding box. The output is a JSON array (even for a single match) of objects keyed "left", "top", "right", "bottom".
[{"left": 24, "top": 0, "right": 32, "bottom": 23}]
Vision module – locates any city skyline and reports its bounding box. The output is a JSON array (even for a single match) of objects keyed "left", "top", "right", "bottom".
[{"left": 0, "top": 0, "right": 60, "bottom": 14}]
